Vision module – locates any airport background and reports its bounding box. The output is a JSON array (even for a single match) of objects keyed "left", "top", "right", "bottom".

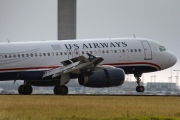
[
  {"left": 0, "top": 78, "right": 179, "bottom": 95},
  {"left": 0, "top": 0, "right": 180, "bottom": 95}
]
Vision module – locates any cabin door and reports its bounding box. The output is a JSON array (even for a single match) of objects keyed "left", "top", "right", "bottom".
[{"left": 141, "top": 41, "right": 152, "bottom": 60}]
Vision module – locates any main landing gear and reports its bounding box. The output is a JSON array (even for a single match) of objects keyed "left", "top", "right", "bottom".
[
  {"left": 18, "top": 85, "right": 33, "bottom": 95},
  {"left": 53, "top": 73, "right": 70, "bottom": 95},
  {"left": 18, "top": 80, "right": 33, "bottom": 95},
  {"left": 18, "top": 84, "right": 68, "bottom": 95},
  {"left": 134, "top": 73, "right": 145, "bottom": 92},
  {"left": 53, "top": 85, "right": 68, "bottom": 95}
]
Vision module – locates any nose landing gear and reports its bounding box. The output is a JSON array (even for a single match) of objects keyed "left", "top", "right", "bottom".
[{"left": 134, "top": 73, "right": 145, "bottom": 92}]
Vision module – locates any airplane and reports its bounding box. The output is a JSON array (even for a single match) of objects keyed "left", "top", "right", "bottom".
[{"left": 0, "top": 37, "right": 177, "bottom": 95}]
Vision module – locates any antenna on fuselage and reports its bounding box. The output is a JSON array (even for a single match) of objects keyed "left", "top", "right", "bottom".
[
  {"left": 7, "top": 39, "right": 10, "bottom": 43},
  {"left": 133, "top": 34, "right": 136, "bottom": 38}
]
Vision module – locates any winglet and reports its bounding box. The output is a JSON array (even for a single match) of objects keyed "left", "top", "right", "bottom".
[{"left": 86, "top": 53, "right": 96, "bottom": 62}]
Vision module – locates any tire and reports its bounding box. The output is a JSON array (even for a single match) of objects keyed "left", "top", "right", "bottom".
[
  {"left": 53, "top": 85, "right": 68, "bottom": 95},
  {"left": 22, "top": 85, "right": 33, "bottom": 95},
  {"left": 136, "top": 86, "right": 145, "bottom": 92},
  {"left": 18, "top": 85, "right": 24, "bottom": 94},
  {"left": 54, "top": 85, "right": 61, "bottom": 95},
  {"left": 26, "top": 85, "right": 33, "bottom": 95},
  {"left": 139, "top": 86, "right": 145, "bottom": 92},
  {"left": 136, "top": 86, "right": 140, "bottom": 92},
  {"left": 60, "top": 85, "right": 68, "bottom": 95}
]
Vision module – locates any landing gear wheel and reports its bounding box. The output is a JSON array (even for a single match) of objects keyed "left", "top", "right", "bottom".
[
  {"left": 136, "top": 86, "right": 145, "bottom": 92},
  {"left": 53, "top": 85, "right": 68, "bottom": 95},
  {"left": 18, "top": 85, "right": 24, "bottom": 94},
  {"left": 139, "top": 86, "right": 145, "bottom": 92},
  {"left": 23, "top": 85, "right": 33, "bottom": 95},
  {"left": 134, "top": 73, "right": 145, "bottom": 92},
  {"left": 136, "top": 86, "right": 139, "bottom": 92},
  {"left": 18, "top": 85, "right": 33, "bottom": 95},
  {"left": 54, "top": 85, "right": 60, "bottom": 95},
  {"left": 60, "top": 85, "right": 68, "bottom": 95}
]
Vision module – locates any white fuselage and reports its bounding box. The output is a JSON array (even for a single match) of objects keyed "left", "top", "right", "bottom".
[{"left": 0, "top": 38, "right": 177, "bottom": 79}]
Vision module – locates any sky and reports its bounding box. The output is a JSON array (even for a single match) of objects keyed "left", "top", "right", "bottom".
[{"left": 0, "top": 0, "right": 180, "bottom": 84}]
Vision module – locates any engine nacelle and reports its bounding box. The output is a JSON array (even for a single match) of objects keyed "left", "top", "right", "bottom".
[{"left": 78, "top": 68, "right": 125, "bottom": 87}]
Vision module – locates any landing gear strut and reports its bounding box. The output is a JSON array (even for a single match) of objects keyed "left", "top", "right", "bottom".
[
  {"left": 134, "top": 73, "right": 145, "bottom": 92},
  {"left": 53, "top": 85, "right": 68, "bottom": 95}
]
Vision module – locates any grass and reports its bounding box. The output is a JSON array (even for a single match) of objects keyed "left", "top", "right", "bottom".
[{"left": 0, "top": 95, "right": 179, "bottom": 120}]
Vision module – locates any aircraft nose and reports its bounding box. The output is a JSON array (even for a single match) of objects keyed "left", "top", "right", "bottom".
[{"left": 169, "top": 53, "right": 177, "bottom": 66}]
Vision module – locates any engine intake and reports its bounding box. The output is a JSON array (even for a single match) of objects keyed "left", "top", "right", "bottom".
[{"left": 78, "top": 68, "right": 125, "bottom": 87}]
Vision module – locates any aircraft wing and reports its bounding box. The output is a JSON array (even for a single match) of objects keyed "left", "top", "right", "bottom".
[{"left": 42, "top": 53, "right": 104, "bottom": 78}]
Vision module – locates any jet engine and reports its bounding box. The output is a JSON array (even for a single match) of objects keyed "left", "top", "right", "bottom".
[{"left": 78, "top": 68, "right": 125, "bottom": 87}]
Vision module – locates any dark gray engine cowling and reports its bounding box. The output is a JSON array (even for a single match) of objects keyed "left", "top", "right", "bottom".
[{"left": 78, "top": 68, "right": 125, "bottom": 87}]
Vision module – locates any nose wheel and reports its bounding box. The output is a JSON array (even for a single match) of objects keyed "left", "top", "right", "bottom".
[
  {"left": 136, "top": 86, "right": 145, "bottom": 92},
  {"left": 134, "top": 73, "right": 145, "bottom": 92}
]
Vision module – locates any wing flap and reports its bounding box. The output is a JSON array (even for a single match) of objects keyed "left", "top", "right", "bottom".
[
  {"left": 42, "top": 53, "right": 104, "bottom": 78},
  {"left": 43, "top": 61, "right": 80, "bottom": 78},
  {"left": 61, "top": 56, "right": 87, "bottom": 66}
]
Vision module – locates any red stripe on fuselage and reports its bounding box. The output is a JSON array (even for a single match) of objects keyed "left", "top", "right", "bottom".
[
  {"left": 0, "top": 62, "right": 161, "bottom": 72},
  {"left": 0, "top": 66, "right": 59, "bottom": 72}
]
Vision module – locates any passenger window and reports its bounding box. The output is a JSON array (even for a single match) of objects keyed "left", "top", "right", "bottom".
[
  {"left": 60, "top": 52, "right": 63, "bottom": 55},
  {"left": 139, "top": 49, "right": 141, "bottom": 52},
  {"left": 39, "top": 53, "right": 42, "bottom": 57},
  {"left": 94, "top": 51, "right": 97, "bottom": 54},
  {"left": 102, "top": 50, "right": 105, "bottom": 54},
  {"left": 90, "top": 51, "right": 92, "bottom": 54},
  {"left": 18, "top": 54, "right": 20, "bottom": 58},
  {"left": 22, "top": 54, "right": 24, "bottom": 57},
  {"left": 98, "top": 50, "right": 101, "bottom": 54},
  {"left": 51, "top": 52, "right": 54, "bottom": 56},
  {"left": 114, "top": 50, "right": 117, "bottom": 53},
  {"left": 0, "top": 55, "right": 3, "bottom": 59},
  {"left": 31, "top": 53, "right": 33, "bottom": 57},
  {"left": 9, "top": 54, "right": 11, "bottom": 58},
  {"left": 47, "top": 53, "right": 50, "bottom": 56},
  {"left": 4, "top": 55, "right": 7, "bottom": 58},
  {"left": 43, "top": 53, "right": 46, "bottom": 56},
  {"left": 64, "top": 52, "right": 67, "bottom": 55},
  {"left": 122, "top": 49, "right": 125, "bottom": 53},
  {"left": 134, "top": 49, "right": 137, "bottom": 52},
  {"left": 82, "top": 51, "right": 84, "bottom": 54},
  {"left": 56, "top": 52, "right": 59, "bottom": 56},
  {"left": 131, "top": 49, "right": 133, "bottom": 52},
  {"left": 106, "top": 50, "right": 109, "bottom": 53},
  {"left": 119, "top": 49, "right": 121, "bottom": 53},
  {"left": 13, "top": 54, "right": 16, "bottom": 58},
  {"left": 34, "top": 53, "right": 37, "bottom": 57}
]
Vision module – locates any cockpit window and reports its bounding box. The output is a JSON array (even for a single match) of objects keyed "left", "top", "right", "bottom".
[{"left": 159, "top": 46, "right": 166, "bottom": 52}]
